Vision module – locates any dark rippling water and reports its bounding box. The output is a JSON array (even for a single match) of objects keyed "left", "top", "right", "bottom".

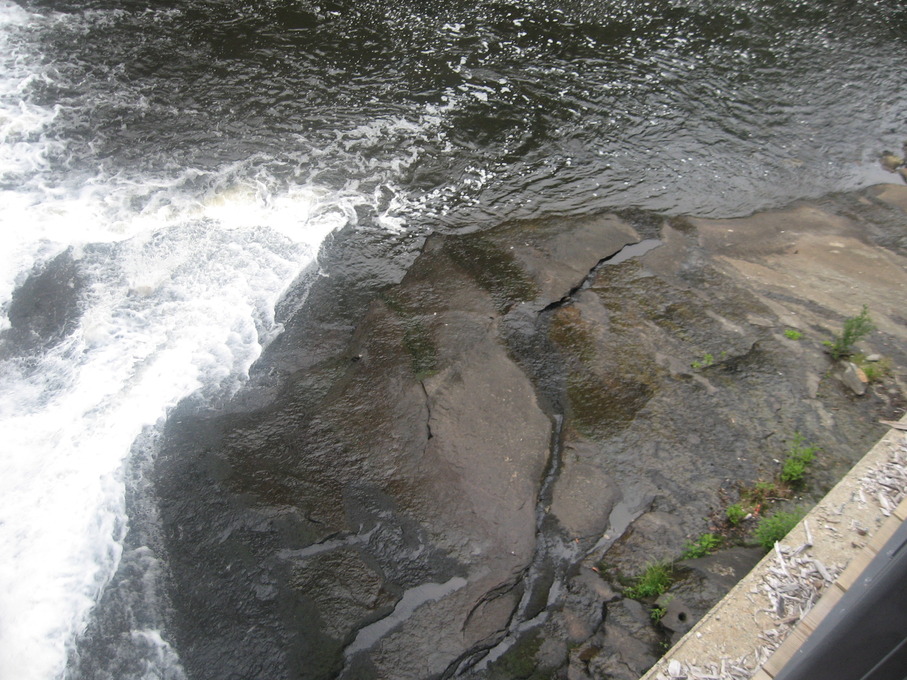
[{"left": 0, "top": 0, "right": 905, "bottom": 678}]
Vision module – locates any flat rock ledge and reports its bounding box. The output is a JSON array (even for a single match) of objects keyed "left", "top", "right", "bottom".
[{"left": 150, "top": 184, "right": 907, "bottom": 680}]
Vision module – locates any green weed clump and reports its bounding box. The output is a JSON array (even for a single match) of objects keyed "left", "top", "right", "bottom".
[
  {"left": 780, "top": 433, "right": 820, "bottom": 486},
  {"left": 857, "top": 355, "right": 892, "bottom": 383},
  {"left": 625, "top": 562, "right": 673, "bottom": 600},
  {"left": 783, "top": 329, "right": 803, "bottom": 340},
  {"left": 681, "top": 533, "right": 722, "bottom": 559},
  {"left": 725, "top": 503, "right": 747, "bottom": 526},
  {"left": 690, "top": 353, "right": 714, "bottom": 370},
  {"left": 754, "top": 508, "right": 806, "bottom": 551},
  {"left": 825, "top": 305, "right": 875, "bottom": 360},
  {"left": 650, "top": 605, "right": 667, "bottom": 622}
]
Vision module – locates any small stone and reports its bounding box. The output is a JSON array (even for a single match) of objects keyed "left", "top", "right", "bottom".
[
  {"left": 668, "top": 659, "right": 682, "bottom": 676},
  {"left": 865, "top": 354, "right": 882, "bottom": 362},
  {"left": 840, "top": 362, "right": 867, "bottom": 396},
  {"left": 880, "top": 152, "right": 903, "bottom": 172}
]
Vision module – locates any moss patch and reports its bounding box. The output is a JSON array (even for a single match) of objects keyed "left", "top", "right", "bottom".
[
  {"left": 379, "top": 292, "right": 439, "bottom": 379},
  {"left": 549, "top": 305, "right": 596, "bottom": 363},
  {"left": 403, "top": 319, "right": 438, "bottom": 379},
  {"left": 443, "top": 236, "right": 538, "bottom": 312},
  {"left": 488, "top": 630, "right": 553, "bottom": 680},
  {"left": 566, "top": 369, "right": 655, "bottom": 438}
]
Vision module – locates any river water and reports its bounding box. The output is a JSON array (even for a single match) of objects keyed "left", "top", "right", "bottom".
[{"left": 0, "top": 0, "right": 904, "bottom": 678}]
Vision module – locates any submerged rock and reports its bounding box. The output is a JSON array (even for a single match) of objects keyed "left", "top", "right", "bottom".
[{"left": 0, "top": 248, "right": 84, "bottom": 358}]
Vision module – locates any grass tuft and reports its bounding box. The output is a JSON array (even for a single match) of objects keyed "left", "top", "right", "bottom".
[
  {"left": 624, "top": 562, "right": 674, "bottom": 600},
  {"left": 779, "top": 433, "right": 819, "bottom": 486},
  {"left": 681, "top": 533, "right": 722, "bottom": 559},
  {"left": 754, "top": 508, "right": 806, "bottom": 551},
  {"left": 725, "top": 503, "right": 747, "bottom": 526}
]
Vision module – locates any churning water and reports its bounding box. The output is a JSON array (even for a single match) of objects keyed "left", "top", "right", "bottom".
[{"left": 1, "top": 0, "right": 905, "bottom": 677}]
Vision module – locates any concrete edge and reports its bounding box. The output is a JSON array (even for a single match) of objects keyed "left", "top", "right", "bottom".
[{"left": 641, "top": 413, "right": 907, "bottom": 679}]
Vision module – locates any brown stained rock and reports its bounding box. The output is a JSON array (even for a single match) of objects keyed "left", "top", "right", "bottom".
[
  {"left": 691, "top": 201, "right": 907, "bottom": 344},
  {"left": 870, "top": 182, "right": 907, "bottom": 213}
]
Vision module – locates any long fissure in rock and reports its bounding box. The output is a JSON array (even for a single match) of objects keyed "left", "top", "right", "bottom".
[
  {"left": 460, "top": 236, "right": 667, "bottom": 674},
  {"left": 539, "top": 238, "right": 662, "bottom": 314},
  {"left": 419, "top": 380, "right": 434, "bottom": 441}
]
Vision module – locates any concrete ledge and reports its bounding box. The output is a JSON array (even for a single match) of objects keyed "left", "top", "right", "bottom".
[{"left": 642, "top": 415, "right": 907, "bottom": 679}]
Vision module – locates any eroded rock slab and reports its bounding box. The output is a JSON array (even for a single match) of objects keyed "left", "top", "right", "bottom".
[
  {"left": 153, "top": 229, "right": 553, "bottom": 680},
  {"left": 151, "top": 186, "right": 907, "bottom": 680}
]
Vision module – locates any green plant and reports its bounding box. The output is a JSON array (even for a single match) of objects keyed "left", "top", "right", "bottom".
[
  {"left": 681, "top": 533, "right": 722, "bottom": 559},
  {"left": 754, "top": 508, "right": 806, "bottom": 551},
  {"left": 625, "top": 562, "right": 673, "bottom": 600},
  {"left": 857, "top": 355, "right": 892, "bottom": 383},
  {"left": 824, "top": 305, "right": 876, "bottom": 360},
  {"left": 725, "top": 503, "right": 747, "bottom": 526},
  {"left": 691, "top": 353, "right": 714, "bottom": 369},
  {"left": 753, "top": 481, "right": 776, "bottom": 495},
  {"left": 650, "top": 606, "right": 667, "bottom": 622},
  {"left": 783, "top": 329, "right": 803, "bottom": 340},
  {"left": 780, "top": 433, "right": 820, "bottom": 486}
]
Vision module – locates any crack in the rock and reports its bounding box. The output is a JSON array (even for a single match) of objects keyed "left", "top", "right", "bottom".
[
  {"left": 538, "top": 238, "right": 661, "bottom": 316},
  {"left": 419, "top": 379, "right": 434, "bottom": 441},
  {"left": 441, "top": 586, "right": 535, "bottom": 680},
  {"left": 439, "top": 629, "right": 509, "bottom": 680},
  {"left": 333, "top": 599, "right": 400, "bottom": 680},
  {"left": 437, "top": 239, "right": 663, "bottom": 679},
  {"left": 461, "top": 569, "right": 527, "bottom": 632}
]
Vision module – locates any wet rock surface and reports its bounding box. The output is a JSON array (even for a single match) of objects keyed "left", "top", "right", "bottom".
[
  {"left": 152, "top": 187, "right": 907, "bottom": 679},
  {"left": 0, "top": 248, "right": 84, "bottom": 358}
]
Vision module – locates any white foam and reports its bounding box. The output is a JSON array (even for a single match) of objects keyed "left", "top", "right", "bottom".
[
  {"left": 0, "top": 114, "right": 354, "bottom": 677},
  {"left": 0, "top": 176, "right": 348, "bottom": 680},
  {"left": 129, "top": 630, "right": 187, "bottom": 680}
]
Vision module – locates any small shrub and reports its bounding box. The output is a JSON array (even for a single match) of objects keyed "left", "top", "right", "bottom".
[
  {"left": 625, "top": 562, "right": 673, "bottom": 600},
  {"left": 780, "top": 433, "right": 819, "bottom": 486},
  {"left": 754, "top": 508, "right": 806, "bottom": 551},
  {"left": 725, "top": 503, "right": 747, "bottom": 526},
  {"left": 824, "top": 305, "right": 875, "bottom": 360},
  {"left": 783, "top": 328, "right": 803, "bottom": 340},
  {"left": 681, "top": 533, "right": 722, "bottom": 559},
  {"left": 781, "top": 457, "right": 809, "bottom": 485}
]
